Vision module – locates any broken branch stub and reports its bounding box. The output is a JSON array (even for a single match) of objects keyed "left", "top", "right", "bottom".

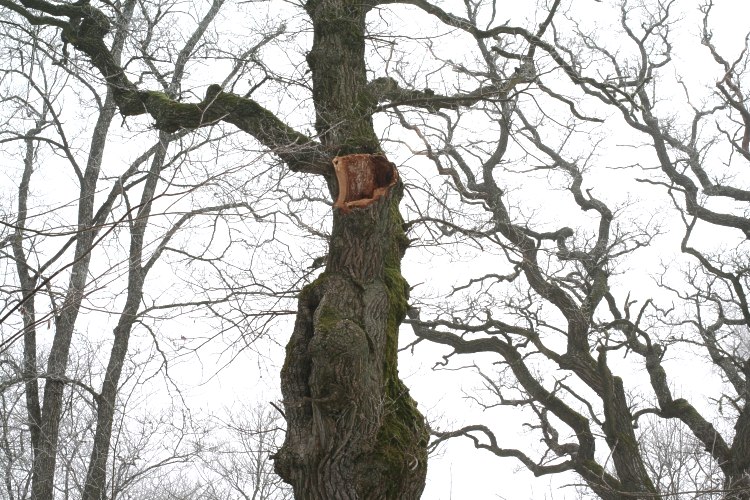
[{"left": 333, "top": 154, "right": 398, "bottom": 213}]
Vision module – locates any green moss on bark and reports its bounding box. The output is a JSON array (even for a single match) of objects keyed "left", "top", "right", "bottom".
[{"left": 367, "top": 193, "right": 428, "bottom": 498}]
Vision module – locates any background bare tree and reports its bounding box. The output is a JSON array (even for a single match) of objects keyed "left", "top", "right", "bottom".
[
  {"left": 198, "top": 404, "right": 292, "bottom": 500},
  {"left": 382, "top": 0, "right": 750, "bottom": 498}
]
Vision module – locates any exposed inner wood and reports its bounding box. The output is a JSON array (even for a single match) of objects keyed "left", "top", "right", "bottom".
[{"left": 333, "top": 154, "right": 398, "bottom": 212}]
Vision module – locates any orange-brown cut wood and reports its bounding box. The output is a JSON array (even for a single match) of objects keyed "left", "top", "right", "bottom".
[{"left": 332, "top": 154, "right": 398, "bottom": 213}]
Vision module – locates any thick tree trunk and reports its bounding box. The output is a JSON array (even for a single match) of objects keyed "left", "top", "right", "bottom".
[
  {"left": 275, "top": 2, "right": 428, "bottom": 497},
  {"left": 275, "top": 161, "right": 428, "bottom": 499},
  {"left": 303, "top": 0, "right": 379, "bottom": 155}
]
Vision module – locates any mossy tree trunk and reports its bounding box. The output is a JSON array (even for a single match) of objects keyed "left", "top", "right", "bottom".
[
  {"left": 275, "top": 181, "right": 428, "bottom": 499},
  {"left": 274, "top": 1, "right": 428, "bottom": 498}
]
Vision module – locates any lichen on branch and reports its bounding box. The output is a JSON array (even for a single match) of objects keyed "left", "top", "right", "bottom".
[{"left": 5, "top": 0, "right": 329, "bottom": 175}]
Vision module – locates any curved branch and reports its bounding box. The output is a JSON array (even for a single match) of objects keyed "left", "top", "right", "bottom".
[
  {"left": 431, "top": 424, "right": 573, "bottom": 476},
  {"left": 2, "top": 0, "right": 329, "bottom": 175}
]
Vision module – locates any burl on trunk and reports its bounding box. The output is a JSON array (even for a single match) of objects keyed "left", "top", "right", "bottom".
[{"left": 275, "top": 154, "right": 428, "bottom": 500}]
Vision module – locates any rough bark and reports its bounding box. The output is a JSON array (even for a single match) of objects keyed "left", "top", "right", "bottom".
[
  {"left": 303, "top": 0, "right": 380, "bottom": 155},
  {"left": 274, "top": 2, "right": 428, "bottom": 497},
  {"left": 275, "top": 156, "right": 427, "bottom": 499},
  {"left": 597, "top": 350, "right": 656, "bottom": 495}
]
